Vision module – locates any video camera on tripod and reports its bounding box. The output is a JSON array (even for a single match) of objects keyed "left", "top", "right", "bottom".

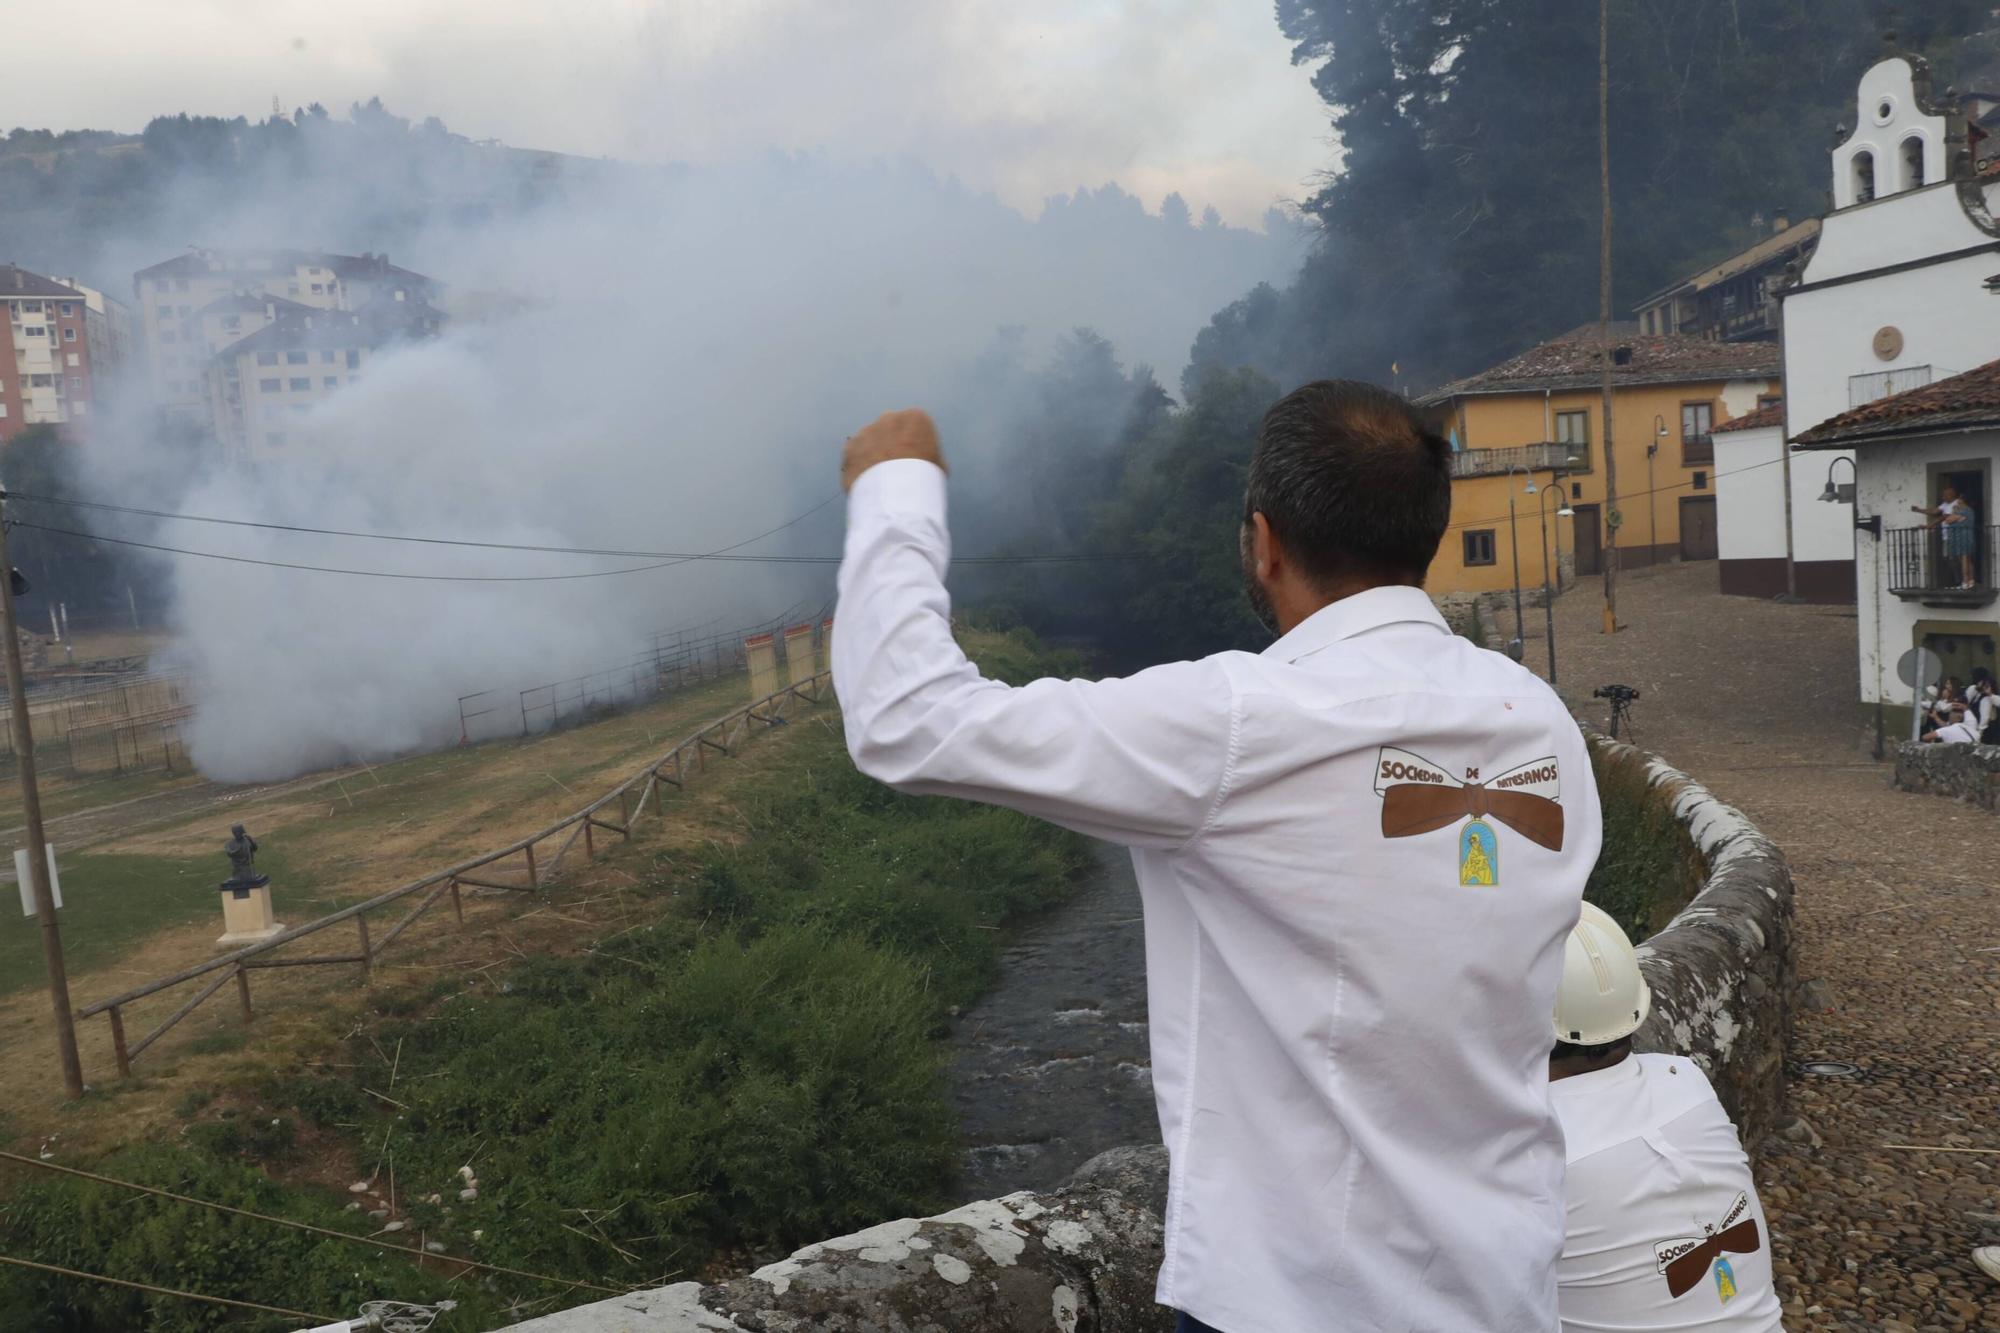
[{"left": 1592, "top": 684, "right": 1639, "bottom": 738}]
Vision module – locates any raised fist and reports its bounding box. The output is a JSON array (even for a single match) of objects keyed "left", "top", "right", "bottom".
[{"left": 842, "top": 408, "right": 946, "bottom": 491}]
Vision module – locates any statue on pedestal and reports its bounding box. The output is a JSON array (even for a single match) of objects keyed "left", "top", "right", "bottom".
[{"left": 222, "top": 824, "right": 269, "bottom": 889}]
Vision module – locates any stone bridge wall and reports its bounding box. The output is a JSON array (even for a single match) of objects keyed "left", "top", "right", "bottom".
[
  {"left": 504, "top": 743, "right": 1796, "bottom": 1332},
  {"left": 1592, "top": 736, "right": 1798, "bottom": 1142},
  {"left": 1893, "top": 739, "right": 2000, "bottom": 810}
]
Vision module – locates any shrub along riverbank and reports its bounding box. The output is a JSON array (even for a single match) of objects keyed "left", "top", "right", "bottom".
[{"left": 0, "top": 631, "right": 1092, "bottom": 1332}]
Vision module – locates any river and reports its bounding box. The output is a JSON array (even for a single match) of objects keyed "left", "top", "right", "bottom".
[{"left": 947, "top": 843, "right": 1158, "bottom": 1200}]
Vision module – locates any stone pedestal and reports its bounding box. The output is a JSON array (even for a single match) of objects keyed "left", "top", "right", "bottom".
[{"left": 217, "top": 879, "right": 283, "bottom": 948}]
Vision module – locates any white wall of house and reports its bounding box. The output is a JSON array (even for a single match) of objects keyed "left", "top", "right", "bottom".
[
  {"left": 1716, "top": 426, "right": 1857, "bottom": 599},
  {"left": 1784, "top": 55, "right": 2000, "bottom": 445},
  {"left": 1717, "top": 427, "right": 1789, "bottom": 562},
  {"left": 1852, "top": 429, "right": 2000, "bottom": 710}
]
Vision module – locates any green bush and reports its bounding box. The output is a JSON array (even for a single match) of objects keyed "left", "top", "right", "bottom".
[
  {"left": 0, "top": 1145, "right": 495, "bottom": 1332},
  {"left": 1585, "top": 746, "right": 1705, "bottom": 941},
  {"left": 376, "top": 926, "right": 961, "bottom": 1282}
]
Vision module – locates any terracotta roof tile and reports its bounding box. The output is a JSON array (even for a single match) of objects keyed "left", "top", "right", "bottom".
[
  {"left": 1712, "top": 400, "right": 1785, "bottom": 434},
  {"left": 1419, "top": 332, "right": 1781, "bottom": 404},
  {"left": 1793, "top": 358, "right": 2000, "bottom": 448}
]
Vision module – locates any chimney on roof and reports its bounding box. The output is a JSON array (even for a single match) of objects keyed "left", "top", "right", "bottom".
[
  {"left": 265, "top": 301, "right": 275, "bottom": 319},
  {"left": 1773, "top": 212, "right": 1790, "bottom": 233}
]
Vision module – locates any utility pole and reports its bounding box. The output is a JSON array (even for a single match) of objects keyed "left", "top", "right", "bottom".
[
  {"left": 1598, "top": 0, "right": 1620, "bottom": 634},
  {"left": 0, "top": 492, "right": 83, "bottom": 1098}
]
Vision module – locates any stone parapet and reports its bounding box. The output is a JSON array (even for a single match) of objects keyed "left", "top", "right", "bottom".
[
  {"left": 1892, "top": 739, "right": 2000, "bottom": 810},
  {"left": 1592, "top": 736, "right": 1798, "bottom": 1143},
  {"left": 500, "top": 1146, "right": 1174, "bottom": 1333}
]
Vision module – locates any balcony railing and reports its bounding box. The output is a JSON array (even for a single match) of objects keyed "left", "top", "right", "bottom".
[
  {"left": 1885, "top": 524, "right": 1999, "bottom": 606},
  {"left": 1448, "top": 441, "right": 1580, "bottom": 479},
  {"left": 1849, "top": 366, "right": 1935, "bottom": 409}
]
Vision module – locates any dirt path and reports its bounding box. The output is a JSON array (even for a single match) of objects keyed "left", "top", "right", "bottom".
[{"left": 1524, "top": 562, "right": 1999, "bottom": 1331}]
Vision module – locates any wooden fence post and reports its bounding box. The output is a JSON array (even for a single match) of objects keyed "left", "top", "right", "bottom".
[
  {"left": 235, "top": 964, "right": 252, "bottom": 1021},
  {"left": 525, "top": 843, "right": 539, "bottom": 888},
  {"left": 583, "top": 818, "right": 595, "bottom": 859},
  {"left": 356, "top": 916, "right": 372, "bottom": 981},
  {"left": 108, "top": 1007, "right": 131, "bottom": 1078},
  {"left": 449, "top": 878, "right": 464, "bottom": 925},
  {"left": 618, "top": 790, "right": 631, "bottom": 837}
]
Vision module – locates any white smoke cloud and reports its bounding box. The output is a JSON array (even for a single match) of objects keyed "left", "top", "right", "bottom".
[{"left": 75, "top": 147, "right": 1301, "bottom": 780}]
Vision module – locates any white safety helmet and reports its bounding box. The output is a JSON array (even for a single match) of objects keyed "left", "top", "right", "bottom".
[{"left": 1553, "top": 901, "right": 1652, "bottom": 1046}]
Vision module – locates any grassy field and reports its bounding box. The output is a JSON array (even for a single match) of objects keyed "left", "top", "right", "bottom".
[
  {"left": 0, "top": 846, "right": 344, "bottom": 1000},
  {"left": 0, "top": 766, "right": 202, "bottom": 834},
  {"left": 0, "top": 629, "right": 1094, "bottom": 1332}
]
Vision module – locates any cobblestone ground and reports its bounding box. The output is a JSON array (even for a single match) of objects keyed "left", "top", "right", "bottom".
[{"left": 1508, "top": 561, "right": 2000, "bottom": 1331}]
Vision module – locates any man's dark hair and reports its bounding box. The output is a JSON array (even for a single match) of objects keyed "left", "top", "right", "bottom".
[
  {"left": 1244, "top": 380, "right": 1453, "bottom": 588},
  {"left": 1551, "top": 1036, "right": 1633, "bottom": 1063}
]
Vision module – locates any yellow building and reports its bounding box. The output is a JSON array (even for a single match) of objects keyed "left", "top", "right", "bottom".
[{"left": 1417, "top": 330, "right": 1781, "bottom": 595}]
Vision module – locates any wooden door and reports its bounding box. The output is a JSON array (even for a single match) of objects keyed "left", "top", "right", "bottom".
[
  {"left": 1572, "top": 504, "right": 1602, "bottom": 576},
  {"left": 1679, "top": 496, "right": 1719, "bottom": 562}
]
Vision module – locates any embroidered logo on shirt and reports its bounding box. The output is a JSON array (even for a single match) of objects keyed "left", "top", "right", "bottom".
[
  {"left": 1373, "top": 749, "right": 1565, "bottom": 884},
  {"left": 1653, "top": 1192, "right": 1761, "bottom": 1300}
]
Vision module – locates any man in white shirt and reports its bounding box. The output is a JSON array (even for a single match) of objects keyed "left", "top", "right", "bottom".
[
  {"left": 1923, "top": 704, "right": 1981, "bottom": 745},
  {"left": 1551, "top": 902, "right": 1784, "bottom": 1331},
  {"left": 834, "top": 383, "right": 1602, "bottom": 1332}
]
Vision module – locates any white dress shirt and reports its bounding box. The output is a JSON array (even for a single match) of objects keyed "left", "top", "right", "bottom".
[
  {"left": 1553, "top": 1054, "right": 1783, "bottom": 1331},
  {"left": 835, "top": 459, "right": 1602, "bottom": 1333}
]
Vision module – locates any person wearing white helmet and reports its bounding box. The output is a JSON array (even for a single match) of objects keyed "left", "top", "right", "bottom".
[{"left": 1550, "top": 903, "right": 1784, "bottom": 1331}]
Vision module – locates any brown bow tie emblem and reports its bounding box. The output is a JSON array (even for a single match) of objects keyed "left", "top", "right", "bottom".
[
  {"left": 1654, "top": 1192, "right": 1761, "bottom": 1299},
  {"left": 1375, "top": 749, "right": 1565, "bottom": 851}
]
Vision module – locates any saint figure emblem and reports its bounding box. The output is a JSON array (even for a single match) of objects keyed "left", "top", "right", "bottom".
[
  {"left": 1458, "top": 820, "right": 1498, "bottom": 886},
  {"left": 1714, "top": 1257, "right": 1737, "bottom": 1304}
]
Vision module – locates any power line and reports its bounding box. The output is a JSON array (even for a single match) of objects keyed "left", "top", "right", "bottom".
[
  {"left": 8, "top": 489, "right": 840, "bottom": 562},
  {"left": 0, "top": 1250, "right": 335, "bottom": 1324},
  {"left": 7, "top": 451, "right": 1796, "bottom": 582},
  {"left": 1440, "top": 449, "right": 1793, "bottom": 534},
  {"left": 0, "top": 1147, "right": 625, "bottom": 1296},
  {"left": 8, "top": 490, "right": 1131, "bottom": 568}
]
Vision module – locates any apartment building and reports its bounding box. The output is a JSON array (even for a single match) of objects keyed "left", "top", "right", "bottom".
[
  {"left": 131, "top": 248, "right": 442, "bottom": 454},
  {"left": 215, "top": 296, "right": 444, "bottom": 456},
  {"left": 0, "top": 264, "right": 132, "bottom": 442},
  {"left": 131, "top": 248, "right": 438, "bottom": 421}
]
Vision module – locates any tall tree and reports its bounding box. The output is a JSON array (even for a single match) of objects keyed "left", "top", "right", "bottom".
[{"left": 1190, "top": 1, "right": 1998, "bottom": 395}]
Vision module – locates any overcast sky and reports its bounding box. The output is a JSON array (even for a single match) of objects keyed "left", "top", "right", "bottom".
[{"left": 0, "top": 0, "right": 1332, "bottom": 228}]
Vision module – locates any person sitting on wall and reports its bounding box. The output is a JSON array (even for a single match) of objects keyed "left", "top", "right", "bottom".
[
  {"left": 1925, "top": 676, "right": 1963, "bottom": 733},
  {"left": 1922, "top": 703, "right": 1981, "bottom": 744},
  {"left": 1550, "top": 903, "right": 1784, "bottom": 1332}
]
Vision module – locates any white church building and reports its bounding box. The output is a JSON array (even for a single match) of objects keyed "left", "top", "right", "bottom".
[{"left": 1756, "top": 53, "right": 2000, "bottom": 732}]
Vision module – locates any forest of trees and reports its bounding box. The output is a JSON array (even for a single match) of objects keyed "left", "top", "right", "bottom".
[{"left": 1005, "top": 0, "right": 2000, "bottom": 663}]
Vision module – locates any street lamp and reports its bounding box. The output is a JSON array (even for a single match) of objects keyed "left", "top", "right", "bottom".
[
  {"left": 1649, "top": 414, "right": 1668, "bottom": 562},
  {"left": 1539, "top": 481, "right": 1576, "bottom": 683},
  {"left": 1818, "top": 455, "right": 1855, "bottom": 505},
  {"left": 1821, "top": 455, "right": 1883, "bottom": 759},
  {"left": 1504, "top": 464, "right": 1534, "bottom": 661}
]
